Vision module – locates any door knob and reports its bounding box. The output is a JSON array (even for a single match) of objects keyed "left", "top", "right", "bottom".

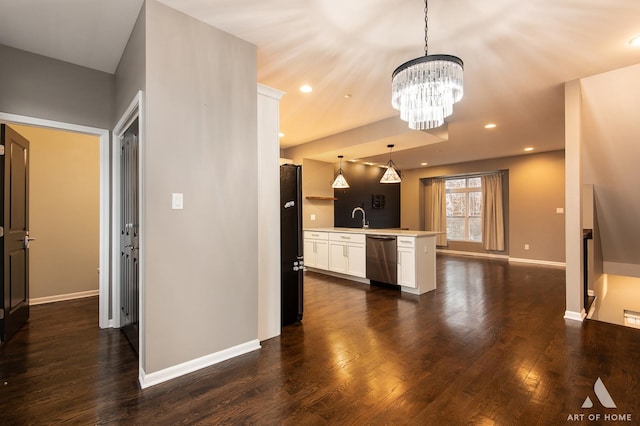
[{"left": 23, "top": 236, "right": 36, "bottom": 249}]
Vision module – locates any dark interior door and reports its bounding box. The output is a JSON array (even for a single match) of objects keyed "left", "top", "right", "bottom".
[
  {"left": 120, "top": 119, "right": 139, "bottom": 355},
  {"left": 1, "top": 124, "right": 30, "bottom": 342}
]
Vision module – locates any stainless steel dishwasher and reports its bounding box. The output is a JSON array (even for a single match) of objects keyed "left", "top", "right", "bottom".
[{"left": 366, "top": 235, "right": 397, "bottom": 285}]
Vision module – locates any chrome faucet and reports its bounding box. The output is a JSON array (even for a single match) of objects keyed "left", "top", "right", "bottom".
[{"left": 351, "top": 207, "right": 368, "bottom": 228}]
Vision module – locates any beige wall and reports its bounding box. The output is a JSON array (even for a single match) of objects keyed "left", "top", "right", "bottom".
[
  {"left": 11, "top": 124, "right": 100, "bottom": 300},
  {"left": 402, "top": 150, "right": 566, "bottom": 263},
  {"left": 301, "top": 158, "right": 334, "bottom": 228},
  {"left": 143, "top": 0, "right": 258, "bottom": 374}
]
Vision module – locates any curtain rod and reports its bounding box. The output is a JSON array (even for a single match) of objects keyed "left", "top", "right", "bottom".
[{"left": 428, "top": 170, "right": 507, "bottom": 180}]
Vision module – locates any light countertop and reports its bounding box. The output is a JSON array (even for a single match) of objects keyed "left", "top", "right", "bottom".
[{"left": 304, "top": 227, "right": 442, "bottom": 238}]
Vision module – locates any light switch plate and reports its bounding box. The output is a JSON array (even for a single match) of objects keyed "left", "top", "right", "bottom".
[
  {"left": 310, "top": 214, "right": 316, "bottom": 221},
  {"left": 556, "top": 207, "right": 564, "bottom": 214},
  {"left": 172, "top": 193, "right": 184, "bottom": 210}
]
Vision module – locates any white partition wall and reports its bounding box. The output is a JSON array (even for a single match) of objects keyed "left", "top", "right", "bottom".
[{"left": 258, "top": 84, "right": 285, "bottom": 341}]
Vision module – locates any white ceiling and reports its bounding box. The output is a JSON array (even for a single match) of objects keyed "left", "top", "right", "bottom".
[{"left": 1, "top": 0, "right": 639, "bottom": 169}]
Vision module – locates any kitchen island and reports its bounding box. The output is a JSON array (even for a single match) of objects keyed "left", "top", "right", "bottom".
[{"left": 303, "top": 228, "right": 440, "bottom": 295}]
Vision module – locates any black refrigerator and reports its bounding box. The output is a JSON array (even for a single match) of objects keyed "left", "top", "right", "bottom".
[{"left": 280, "top": 164, "right": 304, "bottom": 327}]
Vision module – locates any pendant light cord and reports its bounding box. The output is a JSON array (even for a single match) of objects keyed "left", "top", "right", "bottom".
[{"left": 424, "top": 0, "right": 429, "bottom": 56}]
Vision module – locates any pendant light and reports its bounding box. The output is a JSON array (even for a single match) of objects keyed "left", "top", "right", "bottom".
[
  {"left": 391, "top": 0, "right": 464, "bottom": 130},
  {"left": 380, "top": 144, "right": 401, "bottom": 184},
  {"left": 332, "top": 155, "right": 350, "bottom": 188}
]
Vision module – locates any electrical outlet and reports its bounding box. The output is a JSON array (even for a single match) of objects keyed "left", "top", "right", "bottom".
[
  {"left": 524, "top": 244, "right": 530, "bottom": 250},
  {"left": 556, "top": 207, "right": 564, "bottom": 214}
]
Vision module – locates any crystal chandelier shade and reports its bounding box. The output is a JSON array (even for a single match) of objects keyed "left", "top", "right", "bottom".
[
  {"left": 391, "top": 0, "right": 464, "bottom": 130},
  {"left": 392, "top": 55, "right": 463, "bottom": 130}
]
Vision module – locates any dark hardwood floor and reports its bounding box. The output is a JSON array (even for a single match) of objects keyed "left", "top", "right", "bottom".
[{"left": 2, "top": 255, "right": 639, "bottom": 425}]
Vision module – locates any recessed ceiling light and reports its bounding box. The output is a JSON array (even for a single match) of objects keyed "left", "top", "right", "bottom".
[
  {"left": 364, "top": 162, "right": 375, "bottom": 166},
  {"left": 524, "top": 147, "right": 534, "bottom": 152},
  {"left": 421, "top": 162, "right": 429, "bottom": 166},
  {"left": 344, "top": 93, "right": 352, "bottom": 99},
  {"left": 278, "top": 132, "right": 284, "bottom": 138},
  {"left": 299, "top": 85, "right": 313, "bottom": 93},
  {"left": 484, "top": 123, "right": 497, "bottom": 129},
  {"left": 629, "top": 35, "right": 640, "bottom": 47},
  {"left": 348, "top": 159, "right": 358, "bottom": 162}
]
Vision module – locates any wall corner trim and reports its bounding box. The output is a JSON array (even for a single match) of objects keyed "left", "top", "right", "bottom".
[
  {"left": 564, "top": 310, "right": 586, "bottom": 322},
  {"left": 139, "top": 339, "right": 261, "bottom": 389}
]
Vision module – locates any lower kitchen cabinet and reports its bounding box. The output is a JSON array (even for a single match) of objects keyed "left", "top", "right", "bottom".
[
  {"left": 397, "top": 236, "right": 416, "bottom": 288},
  {"left": 304, "top": 231, "right": 329, "bottom": 270},
  {"left": 329, "top": 242, "right": 348, "bottom": 273},
  {"left": 303, "top": 228, "right": 438, "bottom": 295},
  {"left": 397, "top": 247, "right": 416, "bottom": 288},
  {"left": 346, "top": 244, "right": 365, "bottom": 277},
  {"left": 328, "top": 233, "right": 366, "bottom": 278}
]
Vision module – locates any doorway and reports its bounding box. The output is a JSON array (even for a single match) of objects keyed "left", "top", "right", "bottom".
[
  {"left": 9, "top": 124, "right": 100, "bottom": 309},
  {"left": 118, "top": 118, "right": 140, "bottom": 354},
  {"left": 0, "top": 112, "right": 111, "bottom": 328},
  {"left": 112, "top": 91, "right": 143, "bottom": 362}
]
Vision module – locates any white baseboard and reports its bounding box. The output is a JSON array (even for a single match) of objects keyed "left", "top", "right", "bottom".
[
  {"left": 30, "top": 289, "right": 99, "bottom": 305},
  {"left": 436, "top": 250, "right": 565, "bottom": 268},
  {"left": 139, "top": 339, "right": 261, "bottom": 389},
  {"left": 509, "top": 257, "right": 566, "bottom": 268},
  {"left": 564, "top": 310, "right": 586, "bottom": 322},
  {"left": 436, "top": 249, "right": 509, "bottom": 260}
]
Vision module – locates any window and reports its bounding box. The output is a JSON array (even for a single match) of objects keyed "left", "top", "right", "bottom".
[{"left": 446, "top": 177, "right": 482, "bottom": 242}]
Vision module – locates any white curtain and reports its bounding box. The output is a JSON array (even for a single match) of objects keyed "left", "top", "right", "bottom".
[
  {"left": 481, "top": 173, "right": 505, "bottom": 251},
  {"left": 430, "top": 178, "right": 447, "bottom": 246}
]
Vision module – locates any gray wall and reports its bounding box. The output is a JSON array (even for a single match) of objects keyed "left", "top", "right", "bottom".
[
  {"left": 143, "top": 0, "right": 258, "bottom": 373},
  {"left": 114, "top": 3, "right": 146, "bottom": 122},
  {"left": 402, "top": 150, "right": 566, "bottom": 263},
  {"left": 581, "top": 63, "right": 640, "bottom": 277},
  {"left": 0, "top": 44, "right": 114, "bottom": 129}
]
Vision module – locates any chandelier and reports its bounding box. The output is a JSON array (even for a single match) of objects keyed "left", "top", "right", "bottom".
[
  {"left": 380, "top": 145, "right": 401, "bottom": 184},
  {"left": 391, "top": 0, "right": 463, "bottom": 130}
]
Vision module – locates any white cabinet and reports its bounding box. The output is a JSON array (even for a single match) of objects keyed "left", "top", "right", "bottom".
[
  {"left": 328, "top": 232, "right": 366, "bottom": 278},
  {"left": 303, "top": 228, "right": 438, "bottom": 295},
  {"left": 346, "top": 244, "right": 366, "bottom": 277},
  {"left": 329, "top": 241, "right": 348, "bottom": 273},
  {"left": 397, "top": 237, "right": 416, "bottom": 288},
  {"left": 304, "top": 231, "right": 329, "bottom": 270}
]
